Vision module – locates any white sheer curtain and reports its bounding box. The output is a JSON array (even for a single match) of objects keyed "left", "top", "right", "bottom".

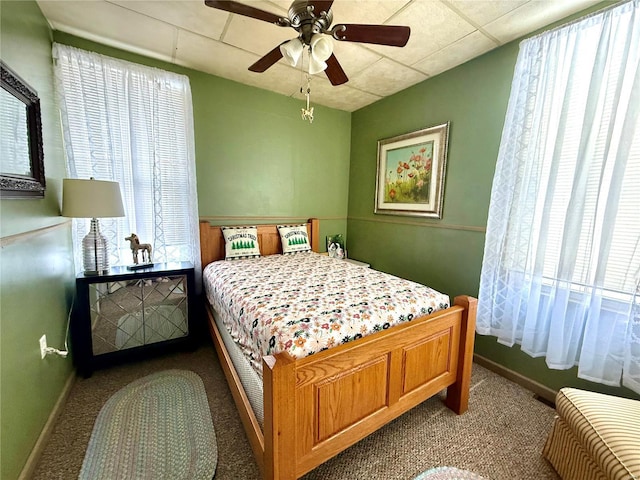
[
  {"left": 477, "top": 0, "right": 640, "bottom": 394},
  {"left": 53, "top": 44, "right": 201, "bottom": 284}
]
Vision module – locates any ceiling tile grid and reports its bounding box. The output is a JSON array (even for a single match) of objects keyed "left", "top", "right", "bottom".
[{"left": 36, "top": 0, "right": 606, "bottom": 112}]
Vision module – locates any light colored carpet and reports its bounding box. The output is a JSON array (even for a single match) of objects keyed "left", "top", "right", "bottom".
[
  {"left": 413, "top": 466, "right": 486, "bottom": 479},
  {"left": 32, "top": 340, "right": 560, "bottom": 480},
  {"left": 79, "top": 370, "right": 217, "bottom": 480}
]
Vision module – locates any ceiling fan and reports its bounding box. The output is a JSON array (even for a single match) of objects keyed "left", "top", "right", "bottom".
[{"left": 204, "top": 0, "right": 411, "bottom": 86}]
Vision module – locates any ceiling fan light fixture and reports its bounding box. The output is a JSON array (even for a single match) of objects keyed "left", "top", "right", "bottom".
[
  {"left": 205, "top": 0, "right": 412, "bottom": 86},
  {"left": 280, "top": 38, "right": 304, "bottom": 66},
  {"left": 309, "top": 33, "right": 333, "bottom": 62},
  {"left": 308, "top": 56, "right": 328, "bottom": 75}
]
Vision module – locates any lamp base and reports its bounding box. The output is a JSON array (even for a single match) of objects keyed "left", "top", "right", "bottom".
[
  {"left": 83, "top": 268, "right": 110, "bottom": 276},
  {"left": 82, "top": 218, "right": 110, "bottom": 275}
]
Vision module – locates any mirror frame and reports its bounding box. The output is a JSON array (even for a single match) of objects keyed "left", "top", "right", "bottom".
[{"left": 1, "top": 60, "right": 45, "bottom": 199}]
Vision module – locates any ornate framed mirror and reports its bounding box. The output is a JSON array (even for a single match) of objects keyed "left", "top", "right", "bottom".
[{"left": 1, "top": 60, "right": 45, "bottom": 199}]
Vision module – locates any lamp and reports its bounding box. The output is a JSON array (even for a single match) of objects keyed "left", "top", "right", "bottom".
[
  {"left": 309, "top": 34, "right": 333, "bottom": 74},
  {"left": 281, "top": 35, "right": 333, "bottom": 74},
  {"left": 62, "top": 178, "right": 125, "bottom": 275},
  {"left": 308, "top": 56, "right": 327, "bottom": 75},
  {"left": 280, "top": 38, "right": 304, "bottom": 67}
]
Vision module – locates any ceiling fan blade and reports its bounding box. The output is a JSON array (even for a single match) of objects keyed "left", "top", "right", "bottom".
[
  {"left": 325, "top": 54, "right": 348, "bottom": 86},
  {"left": 248, "top": 43, "right": 285, "bottom": 73},
  {"left": 331, "top": 24, "right": 410, "bottom": 47},
  {"left": 204, "top": 0, "right": 285, "bottom": 25},
  {"left": 307, "top": 1, "right": 334, "bottom": 16}
]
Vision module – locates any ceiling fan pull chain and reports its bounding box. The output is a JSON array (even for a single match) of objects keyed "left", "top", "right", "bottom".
[{"left": 301, "top": 75, "right": 314, "bottom": 124}]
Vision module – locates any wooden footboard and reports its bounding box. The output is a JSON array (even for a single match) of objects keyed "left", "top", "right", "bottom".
[{"left": 206, "top": 295, "right": 477, "bottom": 480}]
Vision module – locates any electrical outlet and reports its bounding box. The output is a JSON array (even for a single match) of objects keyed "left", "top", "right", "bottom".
[{"left": 39, "top": 334, "right": 47, "bottom": 359}]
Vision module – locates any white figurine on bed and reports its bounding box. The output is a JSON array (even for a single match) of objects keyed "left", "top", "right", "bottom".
[{"left": 328, "top": 242, "right": 338, "bottom": 258}]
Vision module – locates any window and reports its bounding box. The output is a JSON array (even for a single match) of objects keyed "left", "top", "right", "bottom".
[
  {"left": 53, "top": 44, "right": 201, "bottom": 280},
  {"left": 477, "top": 0, "right": 640, "bottom": 394}
]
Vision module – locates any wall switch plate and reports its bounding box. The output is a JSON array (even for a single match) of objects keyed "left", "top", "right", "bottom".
[{"left": 39, "top": 334, "right": 47, "bottom": 359}]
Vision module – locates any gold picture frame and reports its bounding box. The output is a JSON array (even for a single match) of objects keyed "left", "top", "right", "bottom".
[{"left": 375, "top": 122, "right": 449, "bottom": 218}]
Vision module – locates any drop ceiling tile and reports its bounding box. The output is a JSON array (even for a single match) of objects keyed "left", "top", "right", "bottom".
[
  {"left": 203, "top": 0, "right": 287, "bottom": 19},
  {"left": 38, "top": 1, "right": 176, "bottom": 60},
  {"left": 292, "top": 76, "right": 382, "bottom": 111},
  {"left": 223, "top": 12, "right": 295, "bottom": 55},
  {"left": 245, "top": 65, "right": 305, "bottom": 98},
  {"left": 267, "top": 0, "right": 297, "bottom": 14},
  {"left": 484, "top": 0, "right": 603, "bottom": 44},
  {"left": 331, "top": 42, "right": 382, "bottom": 77},
  {"left": 443, "top": 0, "right": 528, "bottom": 27},
  {"left": 328, "top": 88, "right": 381, "bottom": 111},
  {"left": 174, "top": 30, "right": 248, "bottom": 75},
  {"left": 413, "top": 30, "right": 496, "bottom": 76},
  {"left": 175, "top": 29, "right": 302, "bottom": 97},
  {"left": 347, "top": 58, "right": 427, "bottom": 97},
  {"left": 367, "top": 0, "right": 476, "bottom": 65},
  {"left": 269, "top": 0, "right": 412, "bottom": 25},
  {"left": 329, "top": 0, "right": 413, "bottom": 25},
  {"left": 238, "top": 0, "right": 289, "bottom": 17},
  {"left": 108, "top": 0, "right": 229, "bottom": 40}
]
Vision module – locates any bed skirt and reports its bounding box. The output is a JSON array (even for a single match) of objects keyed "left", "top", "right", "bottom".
[{"left": 211, "top": 307, "right": 265, "bottom": 428}]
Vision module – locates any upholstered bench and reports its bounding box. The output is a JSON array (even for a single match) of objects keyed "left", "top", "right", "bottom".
[{"left": 543, "top": 387, "right": 640, "bottom": 480}]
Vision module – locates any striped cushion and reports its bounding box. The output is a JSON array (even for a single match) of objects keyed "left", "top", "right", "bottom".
[
  {"left": 543, "top": 417, "right": 608, "bottom": 480},
  {"left": 555, "top": 387, "right": 640, "bottom": 480}
]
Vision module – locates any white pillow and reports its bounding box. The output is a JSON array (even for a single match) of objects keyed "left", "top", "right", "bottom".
[
  {"left": 221, "top": 226, "right": 261, "bottom": 260},
  {"left": 277, "top": 224, "right": 311, "bottom": 254}
]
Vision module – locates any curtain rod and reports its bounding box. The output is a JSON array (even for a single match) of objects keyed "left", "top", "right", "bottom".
[{"left": 523, "top": 0, "right": 634, "bottom": 43}]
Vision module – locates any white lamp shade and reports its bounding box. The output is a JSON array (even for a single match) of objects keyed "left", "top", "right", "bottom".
[
  {"left": 62, "top": 178, "right": 125, "bottom": 218},
  {"left": 308, "top": 56, "right": 328, "bottom": 75},
  {"left": 310, "top": 34, "right": 333, "bottom": 62},
  {"left": 280, "top": 38, "right": 304, "bottom": 67}
]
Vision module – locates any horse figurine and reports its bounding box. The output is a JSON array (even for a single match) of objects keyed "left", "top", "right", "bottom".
[{"left": 125, "top": 233, "right": 152, "bottom": 265}]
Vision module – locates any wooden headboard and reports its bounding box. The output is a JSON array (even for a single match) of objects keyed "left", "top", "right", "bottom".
[{"left": 199, "top": 218, "right": 320, "bottom": 268}]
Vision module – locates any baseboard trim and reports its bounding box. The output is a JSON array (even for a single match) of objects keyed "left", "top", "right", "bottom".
[
  {"left": 473, "top": 353, "right": 557, "bottom": 405},
  {"left": 18, "top": 370, "right": 76, "bottom": 480}
]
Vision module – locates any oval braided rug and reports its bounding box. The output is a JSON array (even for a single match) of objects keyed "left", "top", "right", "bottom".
[{"left": 79, "top": 370, "right": 217, "bottom": 480}]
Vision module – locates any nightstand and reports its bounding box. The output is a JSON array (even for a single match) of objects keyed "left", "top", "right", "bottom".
[{"left": 71, "top": 262, "right": 195, "bottom": 377}]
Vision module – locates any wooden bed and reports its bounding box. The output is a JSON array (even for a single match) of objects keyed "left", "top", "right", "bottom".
[{"left": 199, "top": 218, "right": 477, "bottom": 480}]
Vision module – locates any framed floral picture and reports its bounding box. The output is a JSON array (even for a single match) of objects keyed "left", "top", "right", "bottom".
[{"left": 374, "top": 122, "right": 450, "bottom": 218}]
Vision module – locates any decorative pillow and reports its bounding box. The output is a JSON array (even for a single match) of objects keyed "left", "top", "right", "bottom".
[
  {"left": 277, "top": 224, "right": 311, "bottom": 254},
  {"left": 221, "top": 226, "right": 261, "bottom": 260}
]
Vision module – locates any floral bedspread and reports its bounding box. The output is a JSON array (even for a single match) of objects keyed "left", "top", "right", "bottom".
[{"left": 203, "top": 252, "right": 450, "bottom": 376}]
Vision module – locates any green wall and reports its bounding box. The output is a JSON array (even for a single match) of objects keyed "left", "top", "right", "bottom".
[
  {"left": 347, "top": 42, "right": 513, "bottom": 294},
  {"left": 0, "top": 2, "right": 76, "bottom": 479},
  {"left": 1, "top": 12, "right": 352, "bottom": 479},
  {"left": 3, "top": 2, "right": 636, "bottom": 477},
  {"left": 347, "top": 2, "right": 638, "bottom": 400},
  {"left": 53, "top": 32, "right": 352, "bottom": 246}
]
